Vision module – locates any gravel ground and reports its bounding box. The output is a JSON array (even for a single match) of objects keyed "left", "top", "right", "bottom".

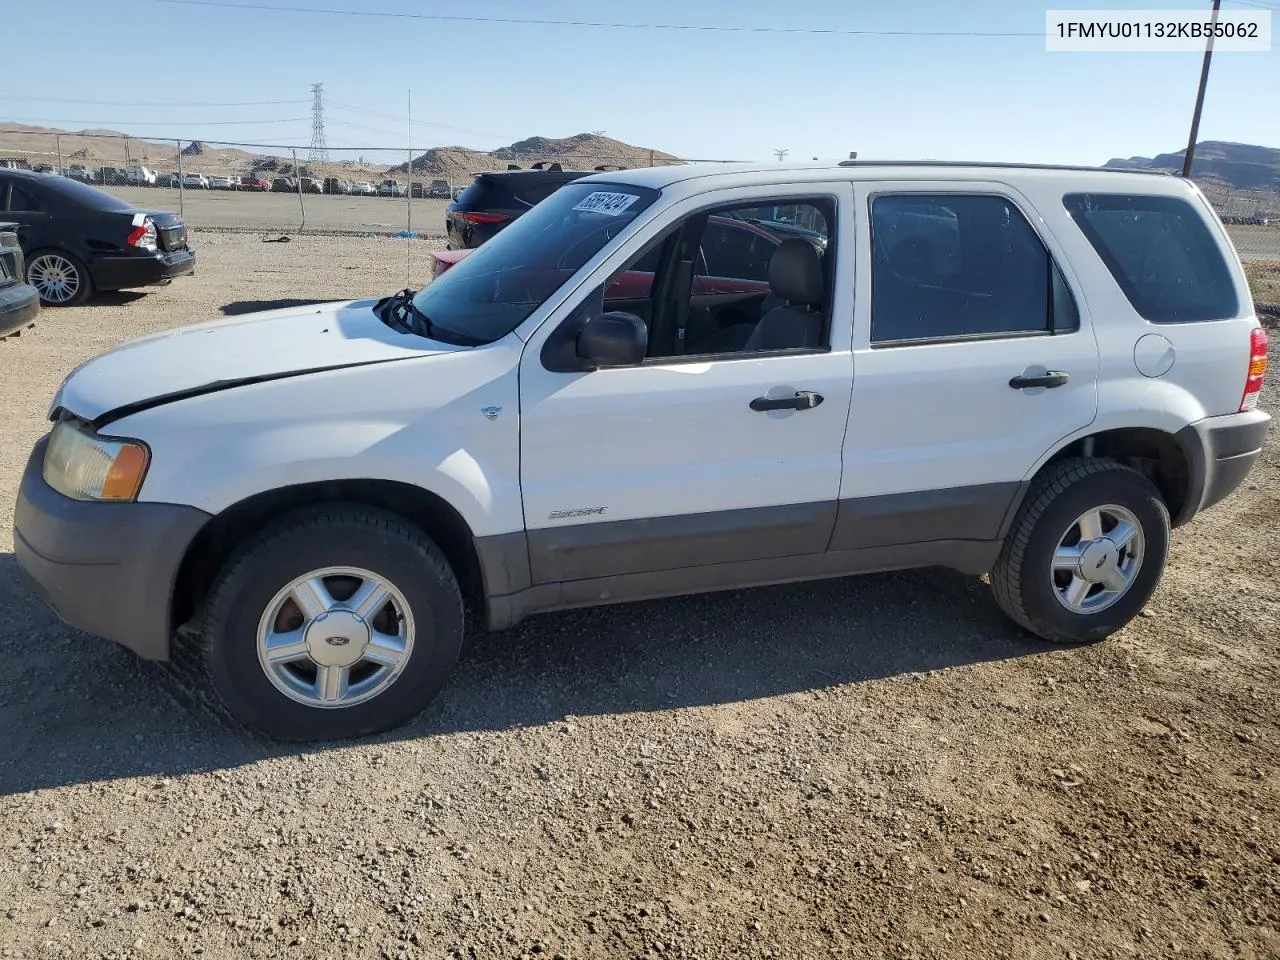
[{"left": 1, "top": 232, "right": 1277, "bottom": 960}]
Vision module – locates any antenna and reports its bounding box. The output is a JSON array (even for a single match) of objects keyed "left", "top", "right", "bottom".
[
  {"left": 309, "top": 83, "right": 329, "bottom": 162},
  {"left": 773, "top": 148, "right": 789, "bottom": 162}
]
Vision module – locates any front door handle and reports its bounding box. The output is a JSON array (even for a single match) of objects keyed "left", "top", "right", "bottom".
[
  {"left": 1009, "top": 370, "right": 1069, "bottom": 389},
  {"left": 750, "top": 391, "right": 824, "bottom": 412}
]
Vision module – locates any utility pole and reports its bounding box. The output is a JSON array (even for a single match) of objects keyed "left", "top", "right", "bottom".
[{"left": 1181, "top": 0, "right": 1221, "bottom": 178}]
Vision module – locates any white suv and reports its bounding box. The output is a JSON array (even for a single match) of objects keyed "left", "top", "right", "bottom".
[{"left": 13, "top": 161, "right": 1271, "bottom": 741}]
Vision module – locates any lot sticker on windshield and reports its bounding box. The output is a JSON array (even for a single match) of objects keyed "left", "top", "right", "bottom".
[{"left": 572, "top": 191, "right": 640, "bottom": 216}]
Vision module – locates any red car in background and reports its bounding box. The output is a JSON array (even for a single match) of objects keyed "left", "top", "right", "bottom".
[
  {"left": 429, "top": 214, "right": 799, "bottom": 299},
  {"left": 238, "top": 176, "right": 269, "bottom": 192}
]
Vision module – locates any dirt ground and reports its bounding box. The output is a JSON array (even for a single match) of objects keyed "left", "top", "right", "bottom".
[{"left": 0, "top": 232, "right": 1277, "bottom": 960}]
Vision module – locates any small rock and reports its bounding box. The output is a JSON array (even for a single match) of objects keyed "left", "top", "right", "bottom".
[{"left": 1038, "top": 912, "right": 1050, "bottom": 923}]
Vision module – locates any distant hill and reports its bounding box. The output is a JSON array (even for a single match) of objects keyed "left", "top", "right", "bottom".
[
  {"left": 0, "top": 123, "right": 681, "bottom": 185},
  {"left": 389, "top": 133, "right": 681, "bottom": 179},
  {"left": 1104, "top": 141, "right": 1280, "bottom": 192}
]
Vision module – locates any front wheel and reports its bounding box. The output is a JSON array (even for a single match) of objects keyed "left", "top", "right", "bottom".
[
  {"left": 990, "top": 458, "right": 1171, "bottom": 644},
  {"left": 200, "top": 504, "right": 465, "bottom": 741}
]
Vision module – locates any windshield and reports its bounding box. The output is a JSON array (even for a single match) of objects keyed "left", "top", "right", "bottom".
[{"left": 412, "top": 180, "right": 660, "bottom": 343}]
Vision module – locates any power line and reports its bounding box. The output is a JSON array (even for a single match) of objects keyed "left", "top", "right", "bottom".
[
  {"left": 0, "top": 94, "right": 308, "bottom": 107},
  {"left": 154, "top": 0, "right": 1044, "bottom": 36},
  {"left": 327, "top": 102, "right": 515, "bottom": 140},
  {"left": 1, "top": 117, "right": 309, "bottom": 126}
]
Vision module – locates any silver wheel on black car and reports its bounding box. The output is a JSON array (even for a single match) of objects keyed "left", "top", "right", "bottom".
[
  {"left": 201, "top": 504, "right": 465, "bottom": 741},
  {"left": 26, "top": 250, "right": 92, "bottom": 306}
]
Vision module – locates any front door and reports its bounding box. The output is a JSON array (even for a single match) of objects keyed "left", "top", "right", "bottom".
[
  {"left": 518, "top": 185, "right": 856, "bottom": 584},
  {"left": 834, "top": 182, "right": 1101, "bottom": 550}
]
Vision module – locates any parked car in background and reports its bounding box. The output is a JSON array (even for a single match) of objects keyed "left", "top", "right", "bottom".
[
  {"left": 378, "top": 179, "right": 405, "bottom": 197},
  {"left": 445, "top": 165, "right": 593, "bottom": 249},
  {"left": 209, "top": 176, "right": 238, "bottom": 190},
  {"left": 238, "top": 176, "right": 269, "bottom": 192},
  {"left": 99, "top": 167, "right": 129, "bottom": 186},
  {"left": 322, "top": 177, "right": 349, "bottom": 195},
  {"left": 349, "top": 180, "right": 376, "bottom": 196},
  {"left": 270, "top": 177, "right": 296, "bottom": 193},
  {"left": 66, "top": 165, "right": 92, "bottom": 183},
  {"left": 0, "top": 168, "right": 194, "bottom": 306},
  {"left": 126, "top": 166, "right": 157, "bottom": 187},
  {"left": 0, "top": 220, "right": 40, "bottom": 334},
  {"left": 299, "top": 177, "right": 322, "bottom": 195},
  {"left": 181, "top": 172, "right": 209, "bottom": 189},
  {"left": 426, "top": 179, "right": 452, "bottom": 199}
]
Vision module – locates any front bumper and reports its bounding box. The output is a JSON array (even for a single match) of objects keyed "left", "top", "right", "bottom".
[
  {"left": 1175, "top": 408, "right": 1272, "bottom": 525},
  {"left": 12, "top": 435, "right": 211, "bottom": 660},
  {"left": 88, "top": 248, "right": 196, "bottom": 292},
  {"left": 0, "top": 281, "right": 40, "bottom": 335}
]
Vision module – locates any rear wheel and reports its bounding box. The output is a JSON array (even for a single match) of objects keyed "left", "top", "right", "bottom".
[
  {"left": 200, "top": 504, "right": 465, "bottom": 741},
  {"left": 26, "top": 250, "right": 93, "bottom": 306},
  {"left": 991, "top": 458, "right": 1170, "bottom": 644}
]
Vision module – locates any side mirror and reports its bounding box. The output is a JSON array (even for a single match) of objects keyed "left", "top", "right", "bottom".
[{"left": 575, "top": 312, "right": 647, "bottom": 369}]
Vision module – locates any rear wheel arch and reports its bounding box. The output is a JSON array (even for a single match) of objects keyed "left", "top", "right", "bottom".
[
  {"left": 172, "top": 479, "right": 487, "bottom": 637},
  {"left": 1004, "top": 426, "right": 1199, "bottom": 537}
]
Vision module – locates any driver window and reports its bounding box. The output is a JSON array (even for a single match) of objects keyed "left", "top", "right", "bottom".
[{"left": 602, "top": 197, "right": 835, "bottom": 361}]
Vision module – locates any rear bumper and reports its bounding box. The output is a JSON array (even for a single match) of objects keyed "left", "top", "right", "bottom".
[
  {"left": 12, "top": 435, "right": 211, "bottom": 661},
  {"left": 0, "top": 281, "right": 40, "bottom": 335},
  {"left": 89, "top": 249, "right": 195, "bottom": 291},
  {"left": 1175, "top": 408, "right": 1272, "bottom": 525}
]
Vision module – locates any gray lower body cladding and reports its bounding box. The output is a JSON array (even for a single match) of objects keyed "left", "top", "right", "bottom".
[{"left": 477, "top": 481, "right": 1024, "bottom": 630}]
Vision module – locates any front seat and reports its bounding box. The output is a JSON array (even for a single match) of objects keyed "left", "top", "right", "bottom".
[{"left": 742, "top": 238, "right": 826, "bottom": 351}]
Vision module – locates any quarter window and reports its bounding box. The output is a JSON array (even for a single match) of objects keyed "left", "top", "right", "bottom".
[
  {"left": 1063, "top": 192, "right": 1238, "bottom": 323},
  {"left": 6, "top": 184, "right": 42, "bottom": 212},
  {"left": 870, "top": 193, "right": 1076, "bottom": 345}
]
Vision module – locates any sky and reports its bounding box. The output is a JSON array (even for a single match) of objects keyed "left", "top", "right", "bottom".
[{"left": 2, "top": 0, "right": 1276, "bottom": 165}]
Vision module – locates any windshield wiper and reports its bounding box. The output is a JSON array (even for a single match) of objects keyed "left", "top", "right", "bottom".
[
  {"left": 373, "top": 287, "right": 417, "bottom": 334},
  {"left": 373, "top": 287, "right": 487, "bottom": 346}
]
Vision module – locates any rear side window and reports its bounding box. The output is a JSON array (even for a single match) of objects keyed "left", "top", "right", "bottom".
[
  {"left": 1063, "top": 192, "right": 1238, "bottom": 323},
  {"left": 870, "top": 193, "right": 1077, "bottom": 345},
  {"left": 6, "top": 184, "right": 43, "bottom": 212},
  {"left": 514, "top": 179, "right": 568, "bottom": 206},
  {"left": 453, "top": 177, "right": 492, "bottom": 207}
]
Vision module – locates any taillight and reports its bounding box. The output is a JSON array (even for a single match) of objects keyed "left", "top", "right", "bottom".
[
  {"left": 126, "top": 218, "right": 158, "bottom": 252},
  {"left": 1240, "top": 327, "right": 1268, "bottom": 411},
  {"left": 459, "top": 212, "right": 508, "bottom": 225}
]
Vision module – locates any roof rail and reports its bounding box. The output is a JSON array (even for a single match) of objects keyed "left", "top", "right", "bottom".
[{"left": 835, "top": 159, "right": 1169, "bottom": 176}]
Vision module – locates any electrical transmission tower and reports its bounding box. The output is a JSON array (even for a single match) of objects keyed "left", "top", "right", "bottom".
[
  {"left": 773, "top": 148, "right": 789, "bottom": 162},
  {"left": 309, "top": 83, "right": 329, "bottom": 162}
]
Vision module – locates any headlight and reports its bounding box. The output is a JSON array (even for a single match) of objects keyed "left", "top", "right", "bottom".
[{"left": 42, "top": 420, "right": 150, "bottom": 501}]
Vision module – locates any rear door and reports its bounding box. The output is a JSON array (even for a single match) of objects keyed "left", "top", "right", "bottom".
[
  {"left": 834, "top": 180, "right": 1101, "bottom": 550},
  {"left": 0, "top": 177, "right": 53, "bottom": 254}
]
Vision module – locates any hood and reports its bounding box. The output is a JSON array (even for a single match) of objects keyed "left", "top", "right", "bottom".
[{"left": 54, "top": 297, "right": 454, "bottom": 425}]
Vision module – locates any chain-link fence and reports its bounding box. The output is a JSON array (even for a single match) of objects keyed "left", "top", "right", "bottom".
[
  {"left": 2, "top": 129, "right": 1278, "bottom": 311},
  {"left": 0, "top": 131, "right": 695, "bottom": 239}
]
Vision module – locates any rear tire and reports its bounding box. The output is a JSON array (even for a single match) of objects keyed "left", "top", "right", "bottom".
[
  {"left": 200, "top": 504, "right": 465, "bottom": 741},
  {"left": 25, "top": 249, "right": 93, "bottom": 306},
  {"left": 991, "top": 458, "right": 1170, "bottom": 644}
]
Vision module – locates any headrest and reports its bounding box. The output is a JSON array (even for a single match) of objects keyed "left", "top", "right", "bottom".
[{"left": 768, "top": 238, "right": 824, "bottom": 305}]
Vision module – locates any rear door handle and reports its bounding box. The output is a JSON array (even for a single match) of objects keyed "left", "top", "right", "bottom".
[
  {"left": 1009, "top": 371, "right": 1069, "bottom": 389},
  {"left": 750, "top": 391, "right": 824, "bottom": 412}
]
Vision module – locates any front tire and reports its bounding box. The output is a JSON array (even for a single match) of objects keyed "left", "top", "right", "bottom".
[
  {"left": 990, "top": 458, "right": 1170, "bottom": 644},
  {"left": 26, "top": 250, "right": 93, "bottom": 306},
  {"left": 200, "top": 504, "right": 465, "bottom": 741}
]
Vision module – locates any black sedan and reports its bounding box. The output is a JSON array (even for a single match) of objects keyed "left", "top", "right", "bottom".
[
  {"left": 0, "top": 170, "right": 194, "bottom": 307},
  {"left": 0, "top": 221, "right": 40, "bottom": 334}
]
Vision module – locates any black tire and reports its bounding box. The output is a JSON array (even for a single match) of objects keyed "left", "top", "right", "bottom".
[
  {"left": 25, "top": 249, "right": 93, "bottom": 307},
  {"left": 990, "top": 457, "right": 1170, "bottom": 644},
  {"left": 200, "top": 503, "right": 465, "bottom": 741}
]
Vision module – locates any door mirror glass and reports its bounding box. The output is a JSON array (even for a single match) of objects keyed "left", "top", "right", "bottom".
[{"left": 576, "top": 311, "right": 647, "bottom": 368}]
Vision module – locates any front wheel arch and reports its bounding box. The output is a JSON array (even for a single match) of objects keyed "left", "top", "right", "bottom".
[{"left": 172, "top": 479, "right": 488, "bottom": 638}]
